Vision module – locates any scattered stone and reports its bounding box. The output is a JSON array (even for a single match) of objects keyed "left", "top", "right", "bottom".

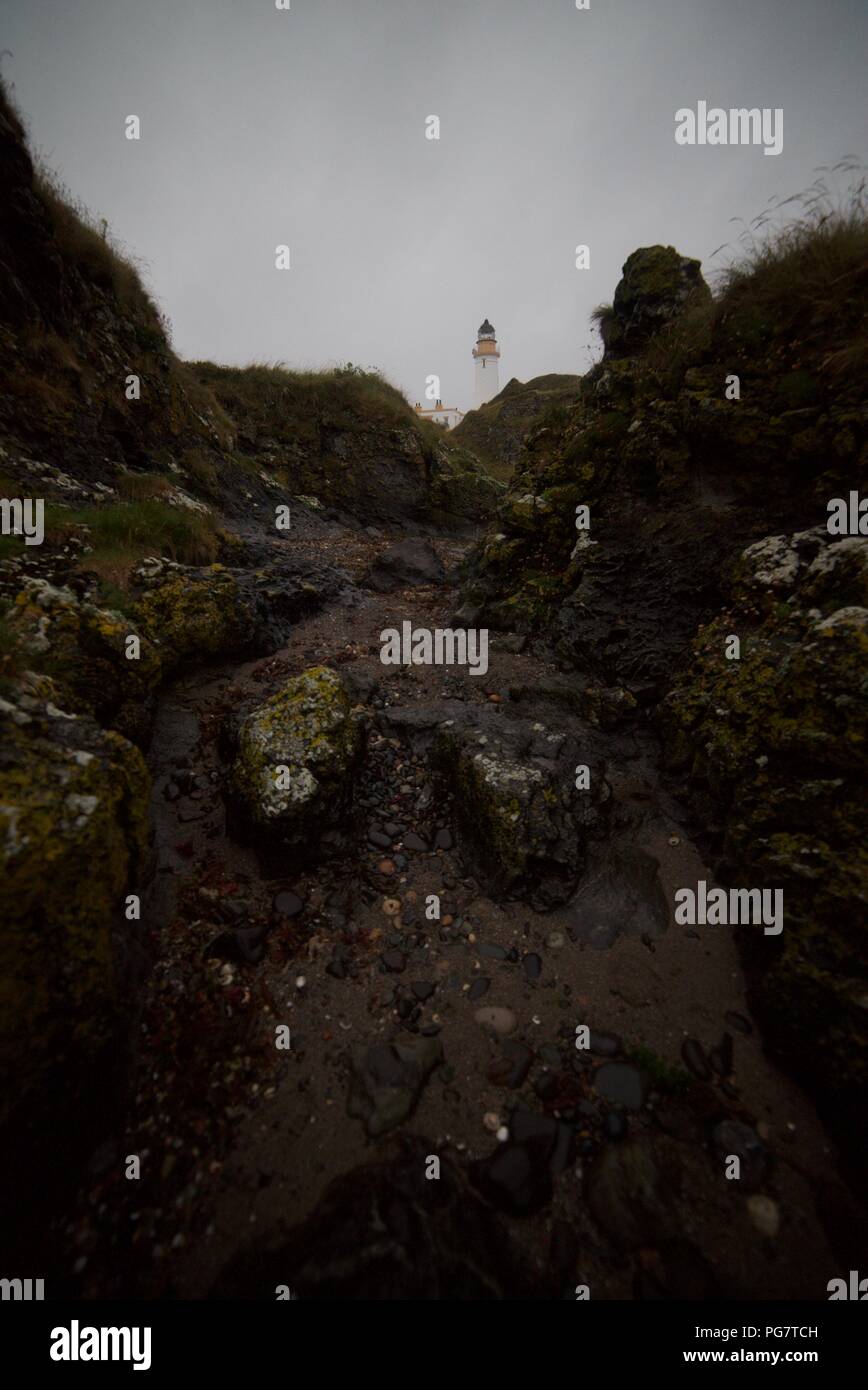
[
  {"left": 709, "top": 1032, "right": 734, "bottom": 1077},
  {"left": 478, "top": 943, "right": 508, "bottom": 961},
  {"left": 273, "top": 890, "right": 304, "bottom": 918},
  {"left": 467, "top": 977, "right": 490, "bottom": 1001},
  {"left": 474, "top": 1006, "right": 517, "bottom": 1036},
  {"left": 712, "top": 1120, "right": 767, "bottom": 1191},
  {"left": 402, "top": 831, "right": 428, "bottom": 853},
  {"left": 434, "top": 828, "right": 453, "bottom": 850},
  {"left": 589, "top": 1030, "right": 622, "bottom": 1057},
  {"left": 347, "top": 1036, "right": 443, "bottom": 1137},
  {"left": 522, "top": 952, "right": 542, "bottom": 982},
  {"left": 681, "top": 1038, "right": 711, "bottom": 1080},
  {"left": 411, "top": 981, "right": 435, "bottom": 1001},
  {"left": 533, "top": 1071, "right": 558, "bottom": 1102},
  {"left": 594, "top": 1063, "right": 647, "bottom": 1111},
  {"left": 381, "top": 950, "right": 406, "bottom": 973},
  {"left": 488, "top": 1039, "right": 533, "bottom": 1088},
  {"left": 746, "top": 1194, "right": 780, "bottom": 1238}
]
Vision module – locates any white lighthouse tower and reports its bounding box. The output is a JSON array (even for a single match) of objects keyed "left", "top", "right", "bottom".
[{"left": 472, "top": 318, "right": 500, "bottom": 407}]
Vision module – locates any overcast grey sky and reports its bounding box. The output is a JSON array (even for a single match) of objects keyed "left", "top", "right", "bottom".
[{"left": 2, "top": 0, "right": 866, "bottom": 413}]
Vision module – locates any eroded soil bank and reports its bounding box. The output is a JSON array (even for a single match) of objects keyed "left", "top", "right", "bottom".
[{"left": 53, "top": 519, "right": 865, "bottom": 1301}]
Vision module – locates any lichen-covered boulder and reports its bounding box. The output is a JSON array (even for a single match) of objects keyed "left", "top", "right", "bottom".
[
  {"left": 132, "top": 559, "right": 261, "bottom": 671},
  {"left": 663, "top": 529, "right": 868, "bottom": 1162},
  {"left": 432, "top": 710, "right": 608, "bottom": 908},
  {"left": 0, "top": 688, "right": 150, "bottom": 1136},
  {"left": 8, "top": 578, "right": 163, "bottom": 742},
  {"left": 227, "top": 666, "right": 364, "bottom": 856},
  {"left": 602, "top": 245, "right": 711, "bottom": 359}
]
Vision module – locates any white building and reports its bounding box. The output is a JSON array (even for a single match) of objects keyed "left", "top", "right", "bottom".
[
  {"left": 472, "top": 318, "right": 500, "bottom": 407},
  {"left": 414, "top": 399, "right": 465, "bottom": 429}
]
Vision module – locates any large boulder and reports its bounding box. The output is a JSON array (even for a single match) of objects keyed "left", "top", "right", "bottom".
[
  {"left": 132, "top": 559, "right": 263, "bottom": 670},
  {"left": 432, "top": 709, "right": 609, "bottom": 908},
  {"left": 0, "top": 687, "right": 150, "bottom": 1139},
  {"left": 227, "top": 666, "right": 364, "bottom": 857},
  {"left": 347, "top": 1036, "right": 443, "bottom": 1138},
  {"left": 602, "top": 245, "right": 711, "bottom": 359},
  {"left": 365, "top": 539, "right": 445, "bottom": 592}
]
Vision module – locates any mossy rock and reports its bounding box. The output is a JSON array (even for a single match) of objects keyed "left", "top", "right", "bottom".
[
  {"left": 604, "top": 245, "right": 711, "bottom": 358},
  {"left": 9, "top": 579, "right": 163, "bottom": 742},
  {"left": 432, "top": 713, "right": 607, "bottom": 908},
  {"left": 228, "top": 666, "right": 364, "bottom": 855},
  {"left": 132, "top": 563, "right": 259, "bottom": 671},
  {"left": 0, "top": 689, "right": 150, "bottom": 1133},
  {"left": 663, "top": 532, "right": 868, "bottom": 1162}
]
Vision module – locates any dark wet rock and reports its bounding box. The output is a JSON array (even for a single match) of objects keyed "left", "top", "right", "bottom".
[
  {"left": 522, "top": 952, "right": 542, "bottom": 982},
  {"left": 272, "top": 890, "right": 304, "bottom": 918},
  {"left": 533, "top": 1071, "right": 558, "bottom": 1102},
  {"left": 708, "top": 1032, "right": 734, "bottom": 1077},
  {"left": 431, "top": 707, "right": 609, "bottom": 909},
  {"left": 233, "top": 926, "right": 267, "bottom": 964},
  {"left": 488, "top": 1040, "right": 533, "bottom": 1089},
  {"left": 326, "top": 958, "right": 348, "bottom": 980},
  {"left": 381, "top": 950, "right": 407, "bottom": 973},
  {"left": 711, "top": 1120, "right": 768, "bottom": 1191},
  {"left": 402, "top": 831, "right": 428, "bottom": 852},
  {"left": 434, "top": 828, "right": 453, "bottom": 850},
  {"left": 586, "top": 1138, "right": 682, "bottom": 1249},
  {"left": 366, "top": 539, "right": 446, "bottom": 592},
  {"left": 589, "top": 1030, "right": 622, "bottom": 1057},
  {"left": 681, "top": 1038, "right": 712, "bottom": 1081},
  {"left": 471, "top": 1142, "right": 552, "bottom": 1217},
  {"left": 478, "top": 943, "right": 508, "bottom": 961},
  {"left": 566, "top": 843, "right": 669, "bottom": 950},
  {"left": 594, "top": 1063, "right": 648, "bottom": 1111},
  {"left": 368, "top": 830, "right": 391, "bottom": 849},
  {"left": 347, "top": 1037, "right": 443, "bottom": 1138},
  {"left": 411, "top": 981, "right": 435, "bottom": 1002},
  {"left": 510, "top": 1108, "right": 559, "bottom": 1149},
  {"left": 210, "top": 1135, "right": 541, "bottom": 1299},
  {"left": 467, "top": 977, "right": 490, "bottom": 1001}
]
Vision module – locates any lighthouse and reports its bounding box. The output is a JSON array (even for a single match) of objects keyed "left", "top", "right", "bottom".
[{"left": 472, "top": 318, "right": 500, "bottom": 407}]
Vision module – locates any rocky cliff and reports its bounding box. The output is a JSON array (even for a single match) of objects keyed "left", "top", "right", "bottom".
[{"left": 458, "top": 235, "right": 868, "bottom": 1171}]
